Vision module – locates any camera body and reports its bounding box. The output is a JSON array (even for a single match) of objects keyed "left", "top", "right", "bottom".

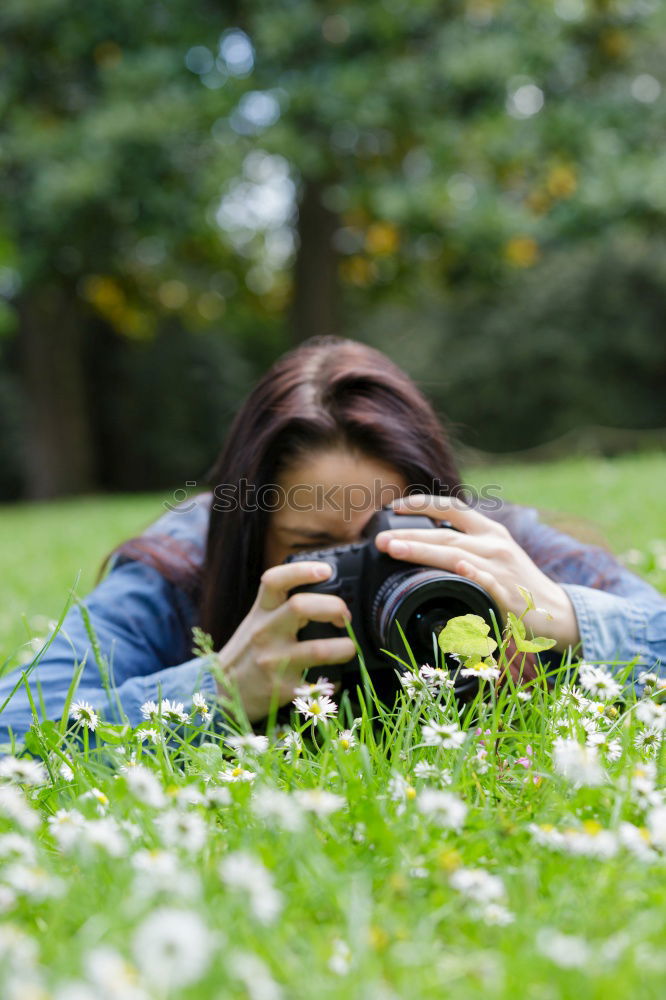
[{"left": 286, "top": 506, "right": 500, "bottom": 701}]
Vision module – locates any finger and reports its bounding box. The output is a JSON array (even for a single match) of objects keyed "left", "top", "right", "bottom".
[
  {"left": 257, "top": 561, "right": 333, "bottom": 612},
  {"left": 392, "top": 494, "right": 495, "bottom": 536},
  {"left": 271, "top": 592, "right": 351, "bottom": 635},
  {"left": 455, "top": 559, "right": 500, "bottom": 605},
  {"left": 285, "top": 636, "right": 358, "bottom": 672},
  {"left": 375, "top": 527, "right": 490, "bottom": 555},
  {"left": 382, "top": 536, "right": 488, "bottom": 572}
]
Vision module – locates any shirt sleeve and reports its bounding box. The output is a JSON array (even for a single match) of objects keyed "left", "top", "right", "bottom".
[
  {"left": 494, "top": 502, "right": 666, "bottom": 678},
  {"left": 0, "top": 557, "right": 217, "bottom": 743}
]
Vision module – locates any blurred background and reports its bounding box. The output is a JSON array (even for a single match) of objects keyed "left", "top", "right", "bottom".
[{"left": 1, "top": 0, "right": 666, "bottom": 503}]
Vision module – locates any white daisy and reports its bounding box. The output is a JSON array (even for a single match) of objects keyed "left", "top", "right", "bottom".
[
  {"left": 537, "top": 930, "right": 591, "bottom": 969},
  {"left": 398, "top": 671, "right": 428, "bottom": 698},
  {"left": 293, "top": 677, "right": 335, "bottom": 699},
  {"left": 552, "top": 737, "right": 606, "bottom": 787},
  {"left": 0, "top": 786, "right": 39, "bottom": 831},
  {"left": 647, "top": 804, "right": 666, "bottom": 849},
  {"left": 219, "top": 851, "right": 283, "bottom": 925},
  {"left": 132, "top": 908, "right": 212, "bottom": 990},
  {"left": 421, "top": 721, "right": 465, "bottom": 750},
  {"left": 58, "top": 756, "right": 74, "bottom": 782},
  {"left": 48, "top": 809, "right": 86, "bottom": 851},
  {"left": 328, "top": 938, "right": 353, "bottom": 975},
  {"left": 84, "top": 946, "right": 146, "bottom": 1000},
  {"left": 558, "top": 685, "right": 590, "bottom": 710},
  {"left": 604, "top": 738, "right": 623, "bottom": 762},
  {"left": 0, "top": 834, "right": 36, "bottom": 865},
  {"left": 460, "top": 660, "right": 500, "bottom": 681},
  {"left": 629, "top": 763, "right": 662, "bottom": 809},
  {"left": 205, "top": 786, "right": 233, "bottom": 808},
  {"left": 159, "top": 699, "right": 189, "bottom": 725},
  {"left": 294, "top": 789, "right": 345, "bottom": 816},
  {"left": 0, "top": 756, "right": 48, "bottom": 787},
  {"left": 479, "top": 902, "right": 515, "bottom": 925},
  {"left": 3, "top": 863, "right": 63, "bottom": 900},
  {"left": 123, "top": 764, "right": 167, "bottom": 809},
  {"left": 274, "top": 727, "right": 304, "bottom": 759},
  {"left": 192, "top": 691, "right": 212, "bottom": 722},
  {"left": 412, "top": 761, "right": 441, "bottom": 781},
  {"left": 634, "top": 726, "right": 663, "bottom": 757},
  {"left": 416, "top": 789, "right": 467, "bottom": 829},
  {"left": 82, "top": 787, "right": 109, "bottom": 813},
  {"left": 230, "top": 952, "right": 283, "bottom": 1000},
  {"left": 79, "top": 818, "right": 126, "bottom": 857},
  {"left": 70, "top": 701, "right": 99, "bottom": 732},
  {"left": 577, "top": 663, "right": 622, "bottom": 701},
  {"left": 337, "top": 729, "right": 357, "bottom": 751},
  {"left": 136, "top": 726, "right": 161, "bottom": 744},
  {"left": 450, "top": 867, "right": 506, "bottom": 903},
  {"left": 251, "top": 787, "right": 304, "bottom": 832},
  {"left": 157, "top": 810, "right": 207, "bottom": 854},
  {"left": 559, "top": 827, "right": 617, "bottom": 860},
  {"left": 225, "top": 733, "right": 270, "bottom": 756},
  {"left": 387, "top": 773, "right": 416, "bottom": 806},
  {"left": 635, "top": 700, "right": 666, "bottom": 730},
  {"left": 617, "top": 821, "right": 656, "bottom": 861},
  {"left": 419, "top": 664, "right": 455, "bottom": 691},
  {"left": 292, "top": 694, "right": 338, "bottom": 723},
  {"left": 218, "top": 765, "right": 256, "bottom": 783}
]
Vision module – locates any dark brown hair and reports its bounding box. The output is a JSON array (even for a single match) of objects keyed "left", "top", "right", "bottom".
[
  {"left": 199, "top": 335, "right": 462, "bottom": 649},
  {"left": 110, "top": 335, "right": 626, "bottom": 664}
]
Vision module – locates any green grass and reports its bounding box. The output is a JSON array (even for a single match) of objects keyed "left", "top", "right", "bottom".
[
  {"left": 0, "top": 455, "right": 664, "bottom": 998},
  {"left": 0, "top": 612, "right": 665, "bottom": 999},
  {"left": 0, "top": 493, "right": 166, "bottom": 665},
  {"left": 465, "top": 451, "right": 666, "bottom": 553}
]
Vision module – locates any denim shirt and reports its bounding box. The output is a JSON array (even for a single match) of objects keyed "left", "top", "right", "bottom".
[{"left": 1, "top": 494, "right": 664, "bottom": 742}]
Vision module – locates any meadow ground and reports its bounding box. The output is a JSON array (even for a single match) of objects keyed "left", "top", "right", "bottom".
[{"left": 0, "top": 453, "right": 664, "bottom": 999}]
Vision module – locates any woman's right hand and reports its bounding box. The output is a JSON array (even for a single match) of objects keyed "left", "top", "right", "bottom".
[{"left": 215, "top": 561, "right": 355, "bottom": 723}]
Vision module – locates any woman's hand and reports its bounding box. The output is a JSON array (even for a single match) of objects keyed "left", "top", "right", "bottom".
[
  {"left": 215, "top": 562, "right": 355, "bottom": 723},
  {"left": 375, "top": 495, "right": 580, "bottom": 652}
]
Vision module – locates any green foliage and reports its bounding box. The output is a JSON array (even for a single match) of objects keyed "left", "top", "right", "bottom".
[
  {"left": 1, "top": 0, "right": 666, "bottom": 495},
  {"left": 438, "top": 613, "right": 498, "bottom": 658},
  {"left": 0, "top": 614, "right": 664, "bottom": 997},
  {"left": 506, "top": 612, "right": 556, "bottom": 654}
]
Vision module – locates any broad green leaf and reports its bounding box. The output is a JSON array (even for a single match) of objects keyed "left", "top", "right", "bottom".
[
  {"left": 507, "top": 611, "right": 526, "bottom": 640},
  {"left": 508, "top": 611, "right": 556, "bottom": 653},
  {"left": 514, "top": 635, "right": 557, "bottom": 653},
  {"left": 437, "top": 614, "right": 498, "bottom": 658}
]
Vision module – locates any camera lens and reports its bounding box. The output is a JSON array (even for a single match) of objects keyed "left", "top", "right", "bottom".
[
  {"left": 411, "top": 597, "right": 470, "bottom": 653},
  {"left": 371, "top": 569, "right": 500, "bottom": 696}
]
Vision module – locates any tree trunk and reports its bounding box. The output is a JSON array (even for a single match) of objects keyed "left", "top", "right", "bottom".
[
  {"left": 291, "top": 179, "right": 340, "bottom": 343},
  {"left": 17, "top": 286, "right": 97, "bottom": 498}
]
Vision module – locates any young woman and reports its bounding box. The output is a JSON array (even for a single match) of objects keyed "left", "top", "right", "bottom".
[{"left": 1, "top": 336, "right": 664, "bottom": 741}]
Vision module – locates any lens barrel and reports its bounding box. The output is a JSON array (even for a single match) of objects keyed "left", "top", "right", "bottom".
[{"left": 371, "top": 569, "right": 500, "bottom": 695}]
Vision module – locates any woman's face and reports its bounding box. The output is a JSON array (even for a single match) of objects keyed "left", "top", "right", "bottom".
[{"left": 264, "top": 447, "right": 409, "bottom": 569}]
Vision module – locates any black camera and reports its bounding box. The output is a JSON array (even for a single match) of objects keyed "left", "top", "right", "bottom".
[{"left": 286, "top": 506, "right": 501, "bottom": 702}]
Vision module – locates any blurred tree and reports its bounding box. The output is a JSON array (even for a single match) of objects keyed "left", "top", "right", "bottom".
[
  {"left": 224, "top": 0, "right": 666, "bottom": 340},
  {"left": 0, "top": 0, "right": 249, "bottom": 497},
  {"left": 0, "top": 0, "right": 665, "bottom": 497}
]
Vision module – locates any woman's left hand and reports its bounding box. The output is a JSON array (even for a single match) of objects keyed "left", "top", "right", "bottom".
[{"left": 374, "top": 494, "right": 580, "bottom": 652}]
